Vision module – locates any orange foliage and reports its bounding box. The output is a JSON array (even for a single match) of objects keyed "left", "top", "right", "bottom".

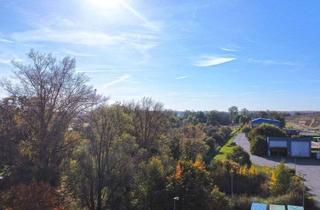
[
  {"left": 175, "top": 161, "right": 182, "bottom": 180},
  {"left": 1, "top": 182, "right": 65, "bottom": 210}
]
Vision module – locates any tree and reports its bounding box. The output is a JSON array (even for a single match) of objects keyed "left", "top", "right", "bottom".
[
  {"left": 210, "top": 185, "right": 231, "bottom": 210},
  {"left": 65, "top": 105, "right": 136, "bottom": 210},
  {"left": 1, "top": 50, "right": 99, "bottom": 186},
  {"left": 131, "top": 157, "right": 169, "bottom": 210},
  {"left": 269, "top": 162, "right": 292, "bottom": 195},
  {"left": 1, "top": 182, "right": 64, "bottom": 210},
  {"left": 227, "top": 146, "right": 251, "bottom": 167},
  {"left": 248, "top": 124, "right": 287, "bottom": 141},
  {"left": 129, "top": 97, "right": 169, "bottom": 153},
  {"left": 169, "top": 159, "right": 213, "bottom": 210},
  {"left": 228, "top": 106, "right": 238, "bottom": 124},
  {"left": 250, "top": 135, "right": 268, "bottom": 156}
]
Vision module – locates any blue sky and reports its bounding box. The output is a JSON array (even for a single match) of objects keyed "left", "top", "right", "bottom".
[{"left": 1, "top": 0, "right": 320, "bottom": 111}]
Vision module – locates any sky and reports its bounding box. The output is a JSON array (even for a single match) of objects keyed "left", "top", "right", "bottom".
[{"left": 1, "top": 0, "right": 320, "bottom": 111}]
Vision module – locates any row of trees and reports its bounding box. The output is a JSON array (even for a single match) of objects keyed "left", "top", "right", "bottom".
[{"left": 0, "top": 51, "right": 315, "bottom": 210}]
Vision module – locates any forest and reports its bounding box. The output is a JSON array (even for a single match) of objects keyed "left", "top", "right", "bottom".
[{"left": 0, "top": 51, "right": 316, "bottom": 210}]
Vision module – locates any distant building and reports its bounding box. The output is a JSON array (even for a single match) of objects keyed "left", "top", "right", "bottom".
[
  {"left": 285, "top": 129, "right": 300, "bottom": 136},
  {"left": 267, "top": 137, "right": 312, "bottom": 157},
  {"left": 251, "top": 118, "right": 281, "bottom": 128}
]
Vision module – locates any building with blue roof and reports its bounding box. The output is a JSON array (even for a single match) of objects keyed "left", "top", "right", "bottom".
[{"left": 251, "top": 118, "right": 281, "bottom": 128}]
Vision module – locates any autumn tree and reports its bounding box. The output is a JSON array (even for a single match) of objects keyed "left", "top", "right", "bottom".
[
  {"left": 0, "top": 50, "right": 99, "bottom": 186},
  {"left": 129, "top": 97, "right": 169, "bottom": 153},
  {"left": 64, "top": 105, "right": 138, "bottom": 210}
]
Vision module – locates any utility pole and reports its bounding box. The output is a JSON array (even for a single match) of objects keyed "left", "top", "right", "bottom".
[
  {"left": 231, "top": 169, "right": 234, "bottom": 198},
  {"left": 302, "top": 174, "right": 305, "bottom": 208},
  {"left": 173, "top": 196, "right": 179, "bottom": 210}
]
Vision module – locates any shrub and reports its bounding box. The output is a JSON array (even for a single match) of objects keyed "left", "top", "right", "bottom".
[
  {"left": 241, "top": 125, "right": 251, "bottom": 134},
  {"left": 250, "top": 135, "right": 268, "bottom": 156},
  {"left": 210, "top": 185, "right": 231, "bottom": 210},
  {"left": 226, "top": 146, "right": 251, "bottom": 167},
  {"left": 1, "top": 182, "right": 63, "bottom": 210},
  {"left": 230, "top": 195, "right": 252, "bottom": 210},
  {"left": 248, "top": 124, "right": 286, "bottom": 141},
  {"left": 269, "top": 162, "right": 292, "bottom": 195}
]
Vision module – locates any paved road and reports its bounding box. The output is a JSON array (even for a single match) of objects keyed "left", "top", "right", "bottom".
[{"left": 234, "top": 133, "right": 320, "bottom": 206}]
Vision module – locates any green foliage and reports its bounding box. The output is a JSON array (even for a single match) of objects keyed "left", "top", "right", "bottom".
[
  {"left": 230, "top": 195, "right": 252, "bottom": 210},
  {"left": 169, "top": 159, "right": 213, "bottom": 210},
  {"left": 132, "top": 157, "right": 169, "bottom": 210},
  {"left": 248, "top": 124, "right": 287, "bottom": 140},
  {"left": 226, "top": 146, "right": 251, "bottom": 167},
  {"left": 250, "top": 135, "right": 268, "bottom": 156},
  {"left": 241, "top": 125, "right": 251, "bottom": 134},
  {"left": 0, "top": 51, "right": 316, "bottom": 210},
  {"left": 269, "top": 162, "right": 292, "bottom": 195},
  {"left": 210, "top": 185, "right": 231, "bottom": 210}
]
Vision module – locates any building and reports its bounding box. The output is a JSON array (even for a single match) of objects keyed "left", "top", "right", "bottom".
[
  {"left": 267, "top": 137, "right": 312, "bottom": 157},
  {"left": 285, "top": 129, "right": 300, "bottom": 136},
  {"left": 251, "top": 118, "right": 281, "bottom": 128}
]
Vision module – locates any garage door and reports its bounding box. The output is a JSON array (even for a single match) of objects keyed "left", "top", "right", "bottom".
[{"left": 291, "top": 141, "right": 310, "bottom": 157}]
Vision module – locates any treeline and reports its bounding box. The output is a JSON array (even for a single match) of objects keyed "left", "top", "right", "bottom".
[
  {"left": 0, "top": 51, "right": 233, "bottom": 210},
  {"left": 0, "top": 51, "right": 315, "bottom": 210}
]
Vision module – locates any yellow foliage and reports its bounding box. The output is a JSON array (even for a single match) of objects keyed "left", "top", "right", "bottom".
[{"left": 193, "top": 155, "right": 205, "bottom": 171}]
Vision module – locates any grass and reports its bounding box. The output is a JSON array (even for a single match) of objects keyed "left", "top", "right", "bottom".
[{"left": 214, "top": 126, "right": 241, "bottom": 161}]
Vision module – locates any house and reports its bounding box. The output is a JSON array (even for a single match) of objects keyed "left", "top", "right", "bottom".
[
  {"left": 251, "top": 118, "right": 281, "bottom": 128},
  {"left": 267, "top": 137, "right": 312, "bottom": 157}
]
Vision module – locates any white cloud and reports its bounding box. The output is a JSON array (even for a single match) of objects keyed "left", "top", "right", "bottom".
[
  {"left": 221, "top": 47, "right": 238, "bottom": 52},
  {"left": 0, "top": 58, "right": 11, "bottom": 64},
  {"left": 194, "top": 56, "right": 236, "bottom": 67},
  {"left": 102, "top": 74, "right": 131, "bottom": 89},
  {"left": 0, "top": 38, "right": 13, "bottom": 43},
  {"left": 176, "top": 75, "right": 188, "bottom": 80},
  {"left": 11, "top": 28, "right": 124, "bottom": 46},
  {"left": 248, "top": 58, "right": 295, "bottom": 66}
]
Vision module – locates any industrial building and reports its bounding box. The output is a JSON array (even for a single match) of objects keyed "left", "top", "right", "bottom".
[{"left": 267, "top": 137, "right": 312, "bottom": 158}]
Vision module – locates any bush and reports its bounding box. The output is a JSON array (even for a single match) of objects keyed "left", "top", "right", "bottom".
[
  {"left": 241, "top": 125, "right": 251, "bottom": 134},
  {"left": 0, "top": 182, "right": 63, "bottom": 210},
  {"left": 269, "top": 162, "right": 292, "bottom": 195},
  {"left": 230, "top": 195, "right": 252, "bottom": 210},
  {"left": 210, "top": 185, "right": 231, "bottom": 210},
  {"left": 248, "top": 124, "right": 286, "bottom": 141},
  {"left": 250, "top": 135, "right": 268, "bottom": 156},
  {"left": 226, "top": 146, "right": 251, "bottom": 167}
]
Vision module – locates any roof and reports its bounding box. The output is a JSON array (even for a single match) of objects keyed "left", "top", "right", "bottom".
[
  {"left": 269, "top": 205, "right": 286, "bottom": 210},
  {"left": 287, "top": 205, "right": 304, "bottom": 210},
  {"left": 251, "top": 118, "right": 281, "bottom": 123},
  {"left": 267, "top": 137, "right": 312, "bottom": 142},
  {"left": 251, "top": 203, "right": 268, "bottom": 210}
]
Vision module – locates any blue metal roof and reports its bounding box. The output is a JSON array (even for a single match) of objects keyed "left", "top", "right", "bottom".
[
  {"left": 251, "top": 202, "right": 268, "bottom": 210},
  {"left": 251, "top": 118, "right": 281, "bottom": 123}
]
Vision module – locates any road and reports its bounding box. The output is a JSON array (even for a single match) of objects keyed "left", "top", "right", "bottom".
[{"left": 234, "top": 133, "right": 320, "bottom": 206}]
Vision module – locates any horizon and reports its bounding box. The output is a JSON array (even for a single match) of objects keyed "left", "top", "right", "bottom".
[{"left": 1, "top": 0, "right": 320, "bottom": 111}]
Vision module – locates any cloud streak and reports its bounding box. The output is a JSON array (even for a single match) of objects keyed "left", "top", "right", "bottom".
[
  {"left": 248, "top": 58, "right": 295, "bottom": 66},
  {"left": 0, "top": 38, "right": 13, "bottom": 43},
  {"left": 221, "top": 47, "right": 238, "bottom": 52},
  {"left": 194, "top": 56, "right": 236, "bottom": 67},
  {"left": 176, "top": 75, "right": 188, "bottom": 80},
  {"left": 102, "top": 74, "right": 131, "bottom": 88}
]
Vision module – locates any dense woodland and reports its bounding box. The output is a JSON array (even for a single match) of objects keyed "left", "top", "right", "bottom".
[{"left": 0, "top": 51, "right": 316, "bottom": 210}]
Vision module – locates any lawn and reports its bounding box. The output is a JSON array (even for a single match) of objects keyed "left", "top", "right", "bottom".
[{"left": 214, "top": 126, "right": 241, "bottom": 161}]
